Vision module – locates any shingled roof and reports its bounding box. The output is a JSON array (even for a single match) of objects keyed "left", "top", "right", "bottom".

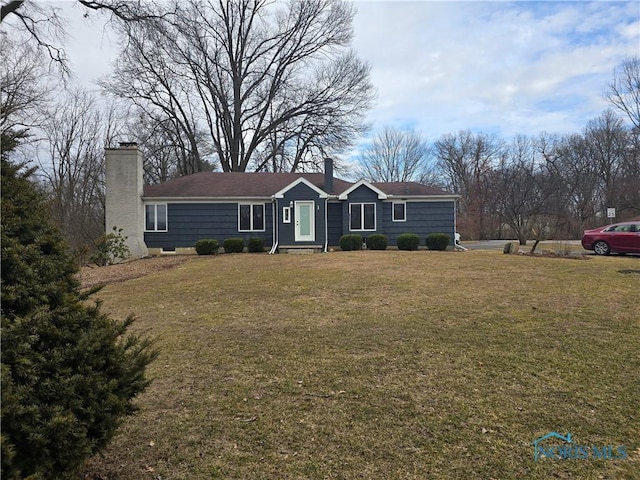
[
  {"left": 143, "top": 172, "right": 454, "bottom": 198},
  {"left": 371, "top": 182, "right": 453, "bottom": 196}
]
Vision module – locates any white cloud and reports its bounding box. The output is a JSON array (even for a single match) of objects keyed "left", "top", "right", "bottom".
[{"left": 351, "top": 0, "right": 640, "bottom": 143}]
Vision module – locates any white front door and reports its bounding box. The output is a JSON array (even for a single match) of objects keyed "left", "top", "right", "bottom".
[{"left": 295, "top": 201, "right": 315, "bottom": 242}]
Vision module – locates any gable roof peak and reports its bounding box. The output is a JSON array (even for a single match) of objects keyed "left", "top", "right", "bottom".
[
  {"left": 337, "top": 179, "right": 388, "bottom": 200},
  {"left": 274, "top": 177, "right": 329, "bottom": 198}
]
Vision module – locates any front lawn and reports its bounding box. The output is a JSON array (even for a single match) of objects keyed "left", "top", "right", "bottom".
[{"left": 80, "top": 251, "right": 639, "bottom": 479}]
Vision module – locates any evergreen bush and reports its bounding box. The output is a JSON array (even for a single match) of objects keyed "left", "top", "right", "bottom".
[
  {"left": 1, "top": 154, "right": 156, "bottom": 480},
  {"left": 397, "top": 233, "right": 420, "bottom": 251},
  {"left": 339, "top": 234, "right": 363, "bottom": 251},
  {"left": 366, "top": 234, "right": 388, "bottom": 250},
  {"left": 247, "top": 237, "right": 265, "bottom": 253},
  {"left": 195, "top": 239, "right": 219, "bottom": 255},
  {"left": 425, "top": 233, "right": 451, "bottom": 251},
  {"left": 223, "top": 237, "right": 245, "bottom": 253}
]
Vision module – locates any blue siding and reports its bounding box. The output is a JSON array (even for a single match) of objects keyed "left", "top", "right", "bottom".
[
  {"left": 381, "top": 201, "right": 456, "bottom": 246},
  {"left": 327, "top": 202, "right": 343, "bottom": 245},
  {"left": 336, "top": 184, "right": 456, "bottom": 247},
  {"left": 276, "top": 182, "right": 326, "bottom": 246},
  {"left": 342, "top": 185, "right": 383, "bottom": 239},
  {"left": 145, "top": 202, "right": 273, "bottom": 249},
  {"left": 143, "top": 194, "right": 455, "bottom": 251}
]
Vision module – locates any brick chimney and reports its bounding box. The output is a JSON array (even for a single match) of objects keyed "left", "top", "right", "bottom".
[
  {"left": 104, "top": 143, "right": 149, "bottom": 259},
  {"left": 324, "top": 157, "right": 334, "bottom": 193}
]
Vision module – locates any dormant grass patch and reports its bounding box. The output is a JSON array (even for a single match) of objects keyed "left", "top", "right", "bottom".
[{"left": 80, "top": 251, "right": 639, "bottom": 479}]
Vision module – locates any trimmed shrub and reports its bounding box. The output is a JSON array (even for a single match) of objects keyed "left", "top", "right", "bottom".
[
  {"left": 366, "top": 234, "right": 388, "bottom": 250},
  {"left": 195, "top": 239, "right": 219, "bottom": 255},
  {"left": 425, "top": 233, "right": 450, "bottom": 251},
  {"left": 397, "top": 233, "right": 420, "bottom": 251},
  {"left": 339, "top": 234, "right": 363, "bottom": 251},
  {"left": 247, "top": 237, "right": 265, "bottom": 253},
  {"left": 223, "top": 237, "right": 245, "bottom": 253}
]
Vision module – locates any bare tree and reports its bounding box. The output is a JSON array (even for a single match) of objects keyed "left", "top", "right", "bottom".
[
  {"left": 356, "top": 126, "right": 431, "bottom": 182},
  {"left": 100, "top": 12, "right": 214, "bottom": 176},
  {"left": 0, "top": 34, "right": 54, "bottom": 138},
  {"left": 126, "top": 108, "right": 218, "bottom": 183},
  {"left": 539, "top": 111, "right": 638, "bottom": 236},
  {"left": 583, "top": 110, "right": 629, "bottom": 217},
  {"left": 36, "top": 87, "right": 127, "bottom": 252},
  {"left": 1, "top": 1, "right": 69, "bottom": 74},
  {"left": 250, "top": 49, "right": 373, "bottom": 173},
  {"left": 103, "top": 0, "right": 374, "bottom": 173},
  {"left": 0, "top": 0, "right": 158, "bottom": 23},
  {"left": 619, "top": 128, "right": 640, "bottom": 214},
  {"left": 493, "top": 135, "right": 552, "bottom": 244},
  {"left": 433, "top": 130, "right": 503, "bottom": 239},
  {"left": 540, "top": 132, "right": 601, "bottom": 236},
  {"left": 605, "top": 56, "right": 640, "bottom": 129},
  {"left": 1, "top": 0, "right": 169, "bottom": 76}
]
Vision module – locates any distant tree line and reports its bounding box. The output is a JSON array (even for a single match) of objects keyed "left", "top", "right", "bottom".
[
  {"left": 357, "top": 107, "right": 638, "bottom": 243},
  {"left": 433, "top": 112, "right": 638, "bottom": 242}
]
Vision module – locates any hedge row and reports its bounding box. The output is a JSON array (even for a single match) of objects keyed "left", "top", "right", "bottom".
[
  {"left": 195, "top": 233, "right": 450, "bottom": 254},
  {"left": 397, "top": 233, "right": 451, "bottom": 251},
  {"left": 194, "top": 237, "right": 265, "bottom": 254},
  {"left": 338, "top": 233, "right": 451, "bottom": 251}
]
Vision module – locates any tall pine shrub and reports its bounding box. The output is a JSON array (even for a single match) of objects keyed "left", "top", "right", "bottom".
[{"left": 1, "top": 146, "right": 157, "bottom": 479}]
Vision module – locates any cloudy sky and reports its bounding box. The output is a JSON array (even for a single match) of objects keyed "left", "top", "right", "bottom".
[
  {"left": 59, "top": 0, "right": 639, "bottom": 144},
  {"left": 351, "top": 0, "right": 639, "bottom": 141}
]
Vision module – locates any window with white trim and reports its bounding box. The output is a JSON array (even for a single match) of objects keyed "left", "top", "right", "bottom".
[
  {"left": 283, "top": 206, "right": 291, "bottom": 223},
  {"left": 145, "top": 204, "right": 167, "bottom": 231},
  {"left": 239, "top": 203, "right": 265, "bottom": 232},
  {"left": 392, "top": 202, "right": 406, "bottom": 222},
  {"left": 350, "top": 203, "right": 376, "bottom": 231}
]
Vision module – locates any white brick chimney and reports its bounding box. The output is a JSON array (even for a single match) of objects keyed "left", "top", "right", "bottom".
[{"left": 105, "top": 143, "right": 148, "bottom": 259}]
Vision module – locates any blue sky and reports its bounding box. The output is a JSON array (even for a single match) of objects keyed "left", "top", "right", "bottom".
[{"left": 59, "top": 0, "right": 639, "bottom": 146}]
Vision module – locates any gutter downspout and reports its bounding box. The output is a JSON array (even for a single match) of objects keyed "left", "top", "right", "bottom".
[{"left": 269, "top": 198, "right": 278, "bottom": 254}]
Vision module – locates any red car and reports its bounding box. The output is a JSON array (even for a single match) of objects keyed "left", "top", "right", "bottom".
[{"left": 581, "top": 221, "right": 640, "bottom": 255}]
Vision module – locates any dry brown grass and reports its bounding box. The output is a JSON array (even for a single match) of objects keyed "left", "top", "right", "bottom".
[{"left": 80, "top": 251, "right": 639, "bottom": 479}]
